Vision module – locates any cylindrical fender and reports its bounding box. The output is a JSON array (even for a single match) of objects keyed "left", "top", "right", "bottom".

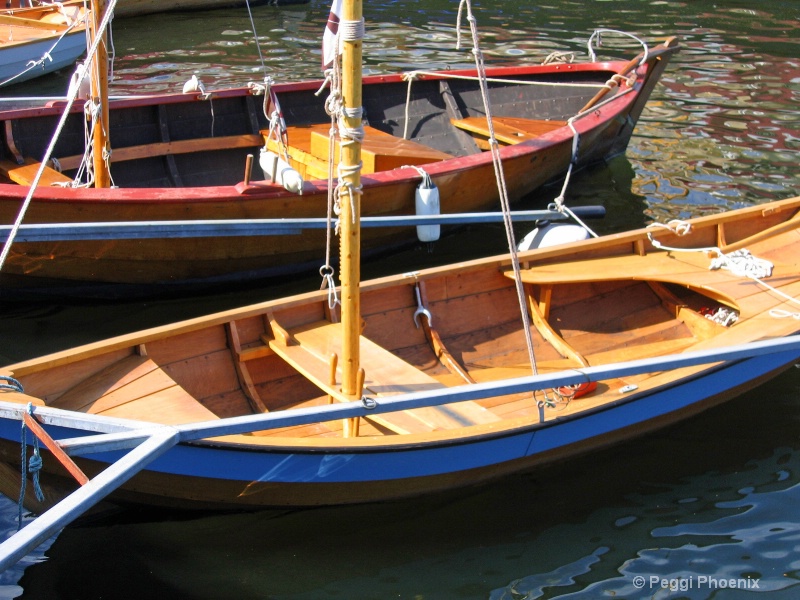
[
  {"left": 259, "top": 148, "right": 304, "bottom": 195},
  {"left": 415, "top": 173, "right": 440, "bottom": 243}
]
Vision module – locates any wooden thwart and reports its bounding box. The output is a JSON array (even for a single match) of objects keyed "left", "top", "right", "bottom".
[
  {"left": 56, "top": 134, "right": 264, "bottom": 172},
  {"left": 264, "top": 124, "right": 451, "bottom": 180},
  {"left": 266, "top": 318, "right": 499, "bottom": 434},
  {"left": 0, "top": 158, "right": 72, "bottom": 186},
  {"left": 451, "top": 116, "right": 567, "bottom": 149}
]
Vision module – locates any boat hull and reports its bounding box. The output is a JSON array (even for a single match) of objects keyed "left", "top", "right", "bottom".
[
  {"left": 112, "top": 0, "right": 309, "bottom": 18},
  {"left": 0, "top": 41, "right": 678, "bottom": 297},
  {"left": 0, "top": 1, "right": 87, "bottom": 88},
  {"left": 2, "top": 194, "right": 800, "bottom": 512},
  {"left": 0, "top": 351, "right": 795, "bottom": 510},
  {"left": 0, "top": 32, "right": 86, "bottom": 86}
]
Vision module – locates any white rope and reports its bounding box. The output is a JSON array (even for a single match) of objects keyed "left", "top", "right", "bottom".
[
  {"left": 647, "top": 222, "right": 777, "bottom": 279},
  {"left": 317, "top": 16, "right": 365, "bottom": 296},
  {"left": 0, "top": 0, "right": 119, "bottom": 275},
  {"left": 587, "top": 29, "right": 649, "bottom": 64},
  {"left": 709, "top": 248, "right": 773, "bottom": 280},
  {"left": 402, "top": 72, "right": 416, "bottom": 140},
  {"left": 645, "top": 220, "right": 800, "bottom": 316}
]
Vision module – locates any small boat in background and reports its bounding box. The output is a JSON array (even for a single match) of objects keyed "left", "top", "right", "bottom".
[
  {"left": 3, "top": 0, "right": 309, "bottom": 19},
  {"left": 0, "top": 1, "right": 88, "bottom": 88},
  {"left": 0, "top": 29, "right": 678, "bottom": 297}
]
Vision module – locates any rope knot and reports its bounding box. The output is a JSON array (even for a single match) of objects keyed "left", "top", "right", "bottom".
[{"left": 28, "top": 454, "right": 43, "bottom": 474}]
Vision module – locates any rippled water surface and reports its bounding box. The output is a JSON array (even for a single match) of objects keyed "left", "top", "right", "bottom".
[{"left": 1, "top": 0, "right": 799, "bottom": 598}]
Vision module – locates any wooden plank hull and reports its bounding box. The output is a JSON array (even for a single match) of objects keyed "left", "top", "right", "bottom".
[
  {"left": 0, "top": 352, "right": 793, "bottom": 510},
  {"left": 0, "top": 39, "right": 678, "bottom": 296},
  {"left": 2, "top": 195, "right": 800, "bottom": 510}
]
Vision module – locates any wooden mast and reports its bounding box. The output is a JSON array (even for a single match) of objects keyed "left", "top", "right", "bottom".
[
  {"left": 339, "top": 0, "right": 363, "bottom": 433},
  {"left": 89, "top": 0, "right": 111, "bottom": 188}
]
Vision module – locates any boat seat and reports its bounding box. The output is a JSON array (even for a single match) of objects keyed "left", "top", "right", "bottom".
[
  {"left": 266, "top": 318, "right": 500, "bottom": 434},
  {"left": 55, "top": 134, "right": 265, "bottom": 171},
  {"left": 263, "top": 124, "right": 452, "bottom": 180},
  {"left": 49, "top": 354, "right": 220, "bottom": 425},
  {"left": 0, "top": 158, "right": 72, "bottom": 186},
  {"left": 451, "top": 116, "right": 566, "bottom": 149}
]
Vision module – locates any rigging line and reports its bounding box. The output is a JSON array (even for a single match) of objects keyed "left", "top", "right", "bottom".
[
  {"left": 0, "top": 0, "right": 119, "bottom": 274},
  {"left": 403, "top": 70, "right": 608, "bottom": 89},
  {"left": 457, "top": 0, "right": 538, "bottom": 380},
  {"left": 244, "top": 0, "right": 268, "bottom": 76}
]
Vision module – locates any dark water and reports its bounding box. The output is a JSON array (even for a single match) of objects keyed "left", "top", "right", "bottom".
[{"left": 1, "top": 0, "right": 800, "bottom": 597}]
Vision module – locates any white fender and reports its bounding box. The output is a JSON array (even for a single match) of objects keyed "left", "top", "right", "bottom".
[
  {"left": 414, "top": 172, "right": 440, "bottom": 243},
  {"left": 259, "top": 148, "right": 304, "bottom": 195},
  {"left": 68, "top": 62, "right": 90, "bottom": 100},
  {"left": 518, "top": 222, "right": 590, "bottom": 251}
]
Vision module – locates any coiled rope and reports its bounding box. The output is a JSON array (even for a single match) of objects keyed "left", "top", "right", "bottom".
[{"left": 646, "top": 220, "right": 800, "bottom": 316}]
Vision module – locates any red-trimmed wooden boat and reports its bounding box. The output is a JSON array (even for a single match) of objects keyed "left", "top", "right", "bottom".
[
  {"left": 2, "top": 195, "right": 800, "bottom": 513},
  {"left": 0, "top": 31, "right": 678, "bottom": 297}
]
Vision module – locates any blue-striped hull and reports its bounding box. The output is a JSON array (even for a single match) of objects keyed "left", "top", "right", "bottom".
[{"left": 1, "top": 351, "right": 792, "bottom": 509}]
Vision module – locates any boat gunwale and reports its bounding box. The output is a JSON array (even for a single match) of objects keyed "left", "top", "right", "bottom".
[
  {"left": 0, "top": 43, "right": 678, "bottom": 203},
  {"left": 5, "top": 194, "right": 800, "bottom": 377}
]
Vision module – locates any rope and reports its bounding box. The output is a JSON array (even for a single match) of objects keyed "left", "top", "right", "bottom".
[
  {"left": 456, "top": 0, "right": 539, "bottom": 385},
  {"left": 17, "top": 403, "right": 44, "bottom": 529},
  {"left": 317, "top": 14, "right": 366, "bottom": 297},
  {"left": 587, "top": 29, "right": 649, "bottom": 64},
  {"left": 646, "top": 220, "right": 800, "bottom": 315},
  {"left": 0, "top": 375, "right": 23, "bottom": 393},
  {"left": 245, "top": 0, "right": 268, "bottom": 75},
  {"left": 402, "top": 70, "right": 606, "bottom": 89},
  {"left": 0, "top": 0, "right": 119, "bottom": 275}
]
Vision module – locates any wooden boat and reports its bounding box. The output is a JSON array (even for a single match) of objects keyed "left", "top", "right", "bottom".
[
  {"left": 111, "top": 0, "right": 309, "bottom": 18},
  {"left": 6, "top": 0, "right": 309, "bottom": 19},
  {"left": 2, "top": 195, "right": 800, "bottom": 512},
  {"left": 0, "top": 1, "right": 87, "bottom": 88},
  {"left": 0, "top": 23, "right": 678, "bottom": 297}
]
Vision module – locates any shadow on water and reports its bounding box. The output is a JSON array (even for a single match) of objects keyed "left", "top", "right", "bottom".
[{"left": 14, "top": 366, "right": 800, "bottom": 599}]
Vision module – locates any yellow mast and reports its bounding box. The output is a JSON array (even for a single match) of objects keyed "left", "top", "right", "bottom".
[
  {"left": 339, "top": 0, "right": 363, "bottom": 416},
  {"left": 90, "top": 0, "right": 111, "bottom": 188}
]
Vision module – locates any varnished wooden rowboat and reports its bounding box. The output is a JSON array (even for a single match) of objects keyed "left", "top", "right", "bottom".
[
  {"left": 0, "top": 1, "right": 88, "bottom": 88},
  {"left": 7, "top": 0, "right": 309, "bottom": 19},
  {"left": 0, "top": 34, "right": 678, "bottom": 297},
  {"left": 2, "top": 195, "right": 800, "bottom": 511}
]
